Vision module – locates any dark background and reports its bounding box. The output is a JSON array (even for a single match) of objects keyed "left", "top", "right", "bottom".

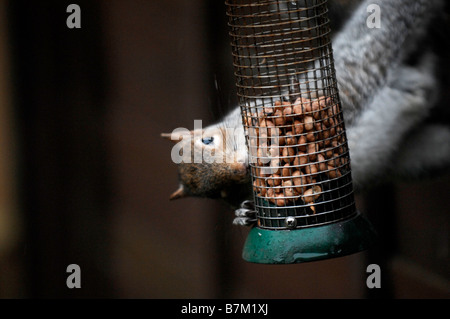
[{"left": 0, "top": 0, "right": 448, "bottom": 298}]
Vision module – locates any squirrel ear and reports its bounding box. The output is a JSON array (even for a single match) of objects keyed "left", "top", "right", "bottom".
[
  {"left": 169, "top": 185, "right": 187, "bottom": 200},
  {"left": 161, "top": 131, "right": 192, "bottom": 144}
]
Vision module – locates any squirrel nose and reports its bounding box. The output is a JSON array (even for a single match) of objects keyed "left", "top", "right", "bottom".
[
  {"left": 231, "top": 150, "right": 250, "bottom": 175},
  {"left": 231, "top": 162, "right": 248, "bottom": 175}
]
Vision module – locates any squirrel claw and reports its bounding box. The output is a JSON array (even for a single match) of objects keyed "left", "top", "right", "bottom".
[
  {"left": 240, "top": 200, "right": 255, "bottom": 210},
  {"left": 233, "top": 217, "right": 256, "bottom": 227},
  {"left": 234, "top": 207, "right": 256, "bottom": 217},
  {"left": 233, "top": 200, "right": 257, "bottom": 227}
]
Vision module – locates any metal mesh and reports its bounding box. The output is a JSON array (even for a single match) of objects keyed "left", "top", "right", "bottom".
[{"left": 226, "top": 0, "right": 357, "bottom": 230}]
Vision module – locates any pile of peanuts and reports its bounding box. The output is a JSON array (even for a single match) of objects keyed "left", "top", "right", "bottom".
[{"left": 246, "top": 96, "right": 348, "bottom": 211}]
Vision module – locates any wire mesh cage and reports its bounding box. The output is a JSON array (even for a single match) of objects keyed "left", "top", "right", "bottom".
[{"left": 226, "top": 0, "right": 375, "bottom": 263}]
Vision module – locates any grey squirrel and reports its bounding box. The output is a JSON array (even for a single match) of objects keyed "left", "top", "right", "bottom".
[{"left": 162, "top": 0, "right": 450, "bottom": 225}]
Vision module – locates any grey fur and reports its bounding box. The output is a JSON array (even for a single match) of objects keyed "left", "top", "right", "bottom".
[
  {"left": 333, "top": 0, "right": 445, "bottom": 125},
  {"left": 347, "top": 51, "right": 442, "bottom": 188}
]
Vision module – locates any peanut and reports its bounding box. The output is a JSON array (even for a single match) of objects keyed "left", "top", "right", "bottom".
[
  {"left": 282, "top": 180, "right": 297, "bottom": 198},
  {"left": 292, "top": 170, "right": 307, "bottom": 194},
  {"left": 293, "top": 153, "right": 308, "bottom": 166},
  {"left": 323, "top": 148, "right": 333, "bottom": 159},
  {"left": 282, "top": 147, "right": 296, "bottom": 163},
  {"left": 282, "top": 163, "right": 292, "bottom": 177},
  {"left": 285, "top": 131, "right": 297, "bottom": 145},
  {"left": 259, "top": 118, "right": 274, "bottom": 128},
  {"left": 274, "top": 109, "right": 286, "bottom": 126},
  {"left": 293, "top": 103, "right": 302, "bottom": 115},
  {"left": 283, "top": 105, "right": 293, "bottom": 116},
  {"left": 304, "top": 116, "right": 314, "bottom": 131},
  {"left": 306, "top": 131, "right": 315, "bottom": 142},
  {"left": 311, "top": 100, "right": 321, "bottom": 120},
  {"left": 269, "top": 159, "right": 281, "bottom": 175},
  {"left": 266, "top": 188, "right": 275, "bottom": 198},
  {"left": 317, "top": 153, "right": 327, "bottom": 172},
  {"left": 273, "top": 134, "right": 286, "bottom": 146},
  {"left": 303, "top": 185, "right": 322, "bottom": 204},
  {"left": 294, "top": 97, "right": 313, "bottom": 114},
  {"left": 307, "top": 143, "right": 317, "bottom": 161},
  {"left": 249, "top": 96, "right": 348, "bottom": 207},
  {"left": 267, "top": 174, "right": 281, "bottom": 187},
  {"left": 304, "top": 163, "right": 319, "bottom": 179},
  {"left": 274, "top": 193, "right": 288, "bottom": 206},
  {"left": 263, "top": 106, "right": 274, "bottom": 115},
  {"left": 269, "top": 146, "right": 279, "bottom": 158},
  {"left": 260, "top": 187, "right": 267, "bottom": 197},
  {"left": 293, "top": 120, "right": 304, "bottom": 135},
  {"left": 327, "top": 166, "right": 342, "bottom": 179},
  {"left": 297, "top": 135, "right": 307, "bottom": 152}
]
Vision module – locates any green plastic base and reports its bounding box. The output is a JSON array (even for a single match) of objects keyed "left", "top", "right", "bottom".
[{"left": 242, "top": 211, "right": 377, "bottom": 264}]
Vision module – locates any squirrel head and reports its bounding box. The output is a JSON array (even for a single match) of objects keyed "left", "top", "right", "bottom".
[{"left": 161, "top": 123, "right": 251, "bottom": 207}]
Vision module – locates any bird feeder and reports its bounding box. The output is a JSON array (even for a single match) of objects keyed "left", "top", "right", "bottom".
[{"left": 226, "top": 0, "right": 376, "bottom": 264}]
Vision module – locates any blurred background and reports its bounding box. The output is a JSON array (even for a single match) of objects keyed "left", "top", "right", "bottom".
[{"left": 0, "top": 0, "right": 449, "bottom": 298}]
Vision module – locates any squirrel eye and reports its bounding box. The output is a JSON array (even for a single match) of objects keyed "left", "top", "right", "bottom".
[{"left": 201, "top": 137, "right": 214, "bottom": 145}]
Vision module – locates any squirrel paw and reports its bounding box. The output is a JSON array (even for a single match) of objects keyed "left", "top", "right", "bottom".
[{"left": 233, "top": 200, "right": 257, "bottom": 227}]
